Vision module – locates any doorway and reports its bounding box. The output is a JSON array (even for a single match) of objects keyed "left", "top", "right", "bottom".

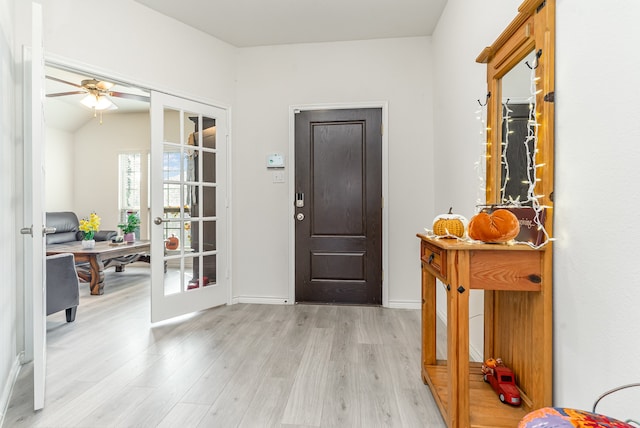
[
  {"left": 43, "top": 61, "right": 231, "bottom": 316},
  {"left": 293, "top": 107, "right": 384, "bottom": 305}
]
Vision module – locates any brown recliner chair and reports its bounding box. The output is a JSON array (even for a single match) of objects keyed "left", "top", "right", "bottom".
[{"left": 46, "top": 253, "right": 79, "bottom": 322}]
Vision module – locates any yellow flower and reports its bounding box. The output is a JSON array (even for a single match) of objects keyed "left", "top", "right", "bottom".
[{"left": 79, "top": 213, "right": 101, "bottom": 240}]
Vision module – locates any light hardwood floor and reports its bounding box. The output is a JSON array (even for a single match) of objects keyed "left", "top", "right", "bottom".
[{"left": 4, "top": 266, "right": 445, "bottom": 427}]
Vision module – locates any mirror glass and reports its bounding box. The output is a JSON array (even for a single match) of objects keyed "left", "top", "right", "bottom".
[{"left": 499, "top": 50, "right": 537, "bottom": 205}]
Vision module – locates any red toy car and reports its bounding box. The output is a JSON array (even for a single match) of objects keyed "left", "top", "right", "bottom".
[{"left": 482, "top": 359, "right": 521, "bottom": 406}]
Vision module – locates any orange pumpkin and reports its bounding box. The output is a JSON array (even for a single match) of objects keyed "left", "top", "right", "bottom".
[
  {"left": 165, "top": 234, "right": 179, "bottom": 250},
  {"left": 468, "top": 209, "right": 520, "bottom": 243},
  {"left": 432, "top": 207, "right": 467, "bottom": 238}
]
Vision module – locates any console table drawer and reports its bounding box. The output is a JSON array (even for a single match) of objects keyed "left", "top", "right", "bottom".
[{"left": 421, "top": 240, "right": 447, "bottom": 279}]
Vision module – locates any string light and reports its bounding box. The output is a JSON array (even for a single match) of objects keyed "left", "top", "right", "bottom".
[
  {"left": 474, "top": 51, "right": 552, "bottom": 248},
  {"left": 499, "top": 101, "right": 513, "bottom": 202},
  {"left": 474, "top": 100, "right": 488, "bottom": 207}
]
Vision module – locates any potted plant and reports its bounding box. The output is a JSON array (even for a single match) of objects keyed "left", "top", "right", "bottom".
[
  {"left": 118, "top": 213, "right": 140, "bottom": 243},
  {"left": 79, "top": 212, "right": 101, "bottom": 249}
]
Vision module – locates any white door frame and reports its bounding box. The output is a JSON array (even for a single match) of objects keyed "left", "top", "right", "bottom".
[
  {"left": 41, "top": 54, "right": 234, "bottom": 307},
  {"left": 287, "top": 102, "right": 389, "bottom": 307},
  {"left": 26, "top": 51, "right": 233, "bottom": 397},
  {"left": 24, "top": 2, "right": 46, "bottom": 410}
]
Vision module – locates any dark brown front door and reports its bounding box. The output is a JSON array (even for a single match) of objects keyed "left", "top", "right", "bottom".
[{"left": 295, "top": 108, "right": 382, "bottom": 304}]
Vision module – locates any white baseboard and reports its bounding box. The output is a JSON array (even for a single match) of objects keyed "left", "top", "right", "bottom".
[
  {"left": 232, "top": 297, "right": 422, "bottom": 309},
  {"left": 1, "top": 354, "right": 23, "bottom": 427},
  {"left": 231, "top": 297, "right": 424, "bottom": 309},
  {"left": 231, "top": 296, "right": 292, "bottom": 305},
  {"left": 387, "top": 300, "right": 421, "bottom": 310},
  {"left": 436, "top": 308, "right": 483, "bottom": 362}
]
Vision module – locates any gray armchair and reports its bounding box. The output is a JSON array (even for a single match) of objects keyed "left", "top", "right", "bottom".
[{"left": 46, "top": 253, "right": 79, "bottom": 322}]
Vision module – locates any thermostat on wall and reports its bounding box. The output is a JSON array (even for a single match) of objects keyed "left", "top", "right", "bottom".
[{"left": 266, "top": 154, "right": 285, "bottom": 169}]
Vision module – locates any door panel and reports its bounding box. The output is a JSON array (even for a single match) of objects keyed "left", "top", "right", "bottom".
[
  {"left": 150, "top": 92, "right": 227, "bottom": 322},
  {"left": 24, "top": 2, "right": 47, "bottom": 410},
  {"left": 295, "top": 108, "right": 382, "bottom": 305}
]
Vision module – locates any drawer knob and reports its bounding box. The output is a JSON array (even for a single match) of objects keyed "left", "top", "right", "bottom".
[
  {"left": 428, "top": 253, "right": 435, "bottom": 264},
  {"left": 529, "top": 274, "right": 542, "bottom": 283}
]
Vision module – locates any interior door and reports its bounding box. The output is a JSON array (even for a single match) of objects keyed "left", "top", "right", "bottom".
[
  {"left": 150, "top": 91, "right": 228, "bottom": 323},
  {"left": 21, "top": 2, "right": 47, "bottom": 410},
  {"left": 294, "top": 108, "right": 382, "bottom": 304}
]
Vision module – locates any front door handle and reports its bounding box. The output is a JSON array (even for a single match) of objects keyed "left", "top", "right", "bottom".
[{"left": 296, "top": 213, "right": 305, "bottom": 221}]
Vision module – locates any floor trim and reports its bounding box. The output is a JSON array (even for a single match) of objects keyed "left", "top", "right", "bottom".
[{"left": 1, "top": 354, "right": 23, "bottom": 426}]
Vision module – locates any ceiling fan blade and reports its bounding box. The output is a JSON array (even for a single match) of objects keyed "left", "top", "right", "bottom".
[
  {"left": 46, "top": 75, "right": 84, "bottom": 88},
  {"left": 46, "top": 91, "right": 86, "bottom": 97},
  {"left": 110, "top": 91, "right": 150, "bottom": 103}
]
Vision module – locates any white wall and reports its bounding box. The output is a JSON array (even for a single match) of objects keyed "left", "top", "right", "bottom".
[
  {"left": 0, "top": 0, "right": 18, "bottom": 421},
  {"left": 432, "top": 0, "right": 521, "bottom": 360},
  {"left": 72, "top": 113, "right": 150, "bottom": 234},
  {"left": 45, "top": 127, "right": 74, "bottom": 211},
  {"left": 41, "top": 0, "right": 237, "bottom": 109},
  {"left": 234, "top": 37, "right": 434, "bottom": 305},
  {"left": 554, "top": 1, "right": 640, "bottom": 420}
]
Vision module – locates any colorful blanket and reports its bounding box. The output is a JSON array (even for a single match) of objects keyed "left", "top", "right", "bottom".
[{"left": 519, "top": 407, "right": 634, "bottom": 428}]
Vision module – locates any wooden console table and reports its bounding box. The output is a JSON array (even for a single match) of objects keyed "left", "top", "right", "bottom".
[
  {"left": 47, "top": 240, "right": 151, "bottom": 295},
  {"left": 417, "top": 234, "right": 551, "bottom": 428}
]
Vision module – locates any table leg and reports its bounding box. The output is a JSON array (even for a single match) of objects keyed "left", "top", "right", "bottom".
[
  {"left": 447, "top": 251, "right": 470, "bottom": 427},
  {"left": 422, "top": 264, "right": 437, "bottom": 381},
  {"left": 88, "top": 255, "right": 105, "bottom": 295}
]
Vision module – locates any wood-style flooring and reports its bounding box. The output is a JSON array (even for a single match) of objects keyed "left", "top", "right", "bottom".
[{"left": 4, "top": 265, "right": 445, "bottom": 427}]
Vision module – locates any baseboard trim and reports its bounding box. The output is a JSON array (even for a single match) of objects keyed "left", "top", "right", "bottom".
[
  {"left": 436, "top": 308, "right": 483, "bottom": 362},
  {"left": 232, "top": 296, "right": 292, "bottom": 305},
  {"left": 0, "top": 353, "right": 23, "bottom": 427},
  {"left": 387, "top": 300, "right": 421, "bottom": 310},
  {"left": 231, "top": 297, "right": 422, "bottom": 309}
]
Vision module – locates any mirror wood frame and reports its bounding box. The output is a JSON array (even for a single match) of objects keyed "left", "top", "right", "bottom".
[
  {"left": 476, "top": 0, "right": 555, "bottom": 412},
  {"left": 477, "top": 0, "right": 555, "bottom": 213}
]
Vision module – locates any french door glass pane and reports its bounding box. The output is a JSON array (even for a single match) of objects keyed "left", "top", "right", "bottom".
[{"left": 161, "top": 107, "right": 217, "bottom": 296}]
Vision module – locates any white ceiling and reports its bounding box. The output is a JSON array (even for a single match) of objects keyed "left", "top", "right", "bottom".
[{"left": 133, "top": 0, "right": 448, "bottom": 47}]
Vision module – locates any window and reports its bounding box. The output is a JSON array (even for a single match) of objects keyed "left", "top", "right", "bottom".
[
  {"left": 119, "top": 153, "right": 142, "bottom": 211},
  {"left": 118, "top": 152, "right": 147, "bottom": 239}
]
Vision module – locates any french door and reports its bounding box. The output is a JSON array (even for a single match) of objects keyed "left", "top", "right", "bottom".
[
  {"left": 22, "top": 2, "right": 47, "bottom": 410},
  {"left": 150, "top": 91, "right": 229, "bottom": 322}
]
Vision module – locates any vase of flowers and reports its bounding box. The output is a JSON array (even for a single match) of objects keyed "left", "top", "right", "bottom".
[
  {"left": 79, "top": 212, "right": 101, "bottom": 249},
  {"left": 118, "top": 213, "right": 140, "bottom": 243}
]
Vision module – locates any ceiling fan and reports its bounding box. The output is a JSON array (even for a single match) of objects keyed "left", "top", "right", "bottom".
[{"left": 46, "top": 75, "right": 150, "bottom": 112}]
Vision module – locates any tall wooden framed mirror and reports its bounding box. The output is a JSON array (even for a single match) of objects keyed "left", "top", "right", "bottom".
[
  {"left": 477, "top": 0, "right": 555, "bottom": 214},
  {"left": 476, "top": 0, "right": 555, "bottom": 414}
]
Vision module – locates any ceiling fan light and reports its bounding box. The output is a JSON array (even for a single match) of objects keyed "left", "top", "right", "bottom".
[
  {"left": 80, "top": 94, "right": 117, "bottom": 111},
  {"left": 80, "top": 94, "right": 98, "bottom": 109},
  {"left": 96, "top": 95, "right": 118, "bottom": 111}
]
